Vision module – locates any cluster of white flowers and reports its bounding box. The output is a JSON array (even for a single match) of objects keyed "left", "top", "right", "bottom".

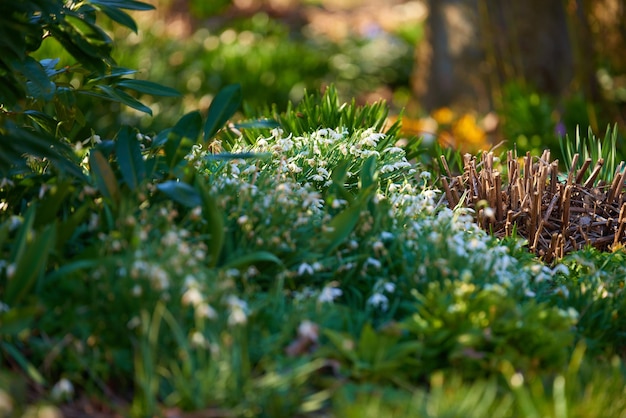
[
  {"left": 366, "top": 279, "right": 396, "bottom": 311},
  {"left": 406, "top": 206, "right": 533, "bottom": 291},
  {"left": 181, "top": 275, "right": 217, "bottom": 320}
]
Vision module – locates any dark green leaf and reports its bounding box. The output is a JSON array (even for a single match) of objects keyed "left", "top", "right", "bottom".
[
  {"left": 0, "top": 342, "right": 45, "bottom": 386},
  {"left": 12, "top": 56, "right": 55, "bottom": 100},
  {"left": 233, "top": 119, "right": 280, "bottom": 129},
  {"left": 195, "top": 175, "right": 224, "bottom": 267},
  {"left": 116, "top": 126, "right": 146, "bottom": 190},
  {"left": 204, "top": 84, "right": 242, "bottom": 142},
  {"left": 164, "top": 111, "right": 202, "bottom": 168},
  {"left": 203, "top": 152, "right": 269, "bottom": 161},
  {"left": 116, "top": 79, "right": 180, "bottom": 97},
  {"left": 89, "top": 149, "right": 120, "bottom": 202},
  {"left": 34, "top": 181, "right": 72, "bottom": 227},
  {"left": 97, "top": 85, "right": 152, "bottom": 115},
  {"left": 5, "top": 223, "right": 56, "bottom": 307},
  {"left": 90, "top": 0, "right": 155, "bottom": 11},
  {"left": 97, "top": 4, "right": 138, "bottom": 32},
  {"left": 156, "top": 180, "right": 201, "bottom": 207},
  {"left": 359, "top": 155, "right": 378, "bottom": 190},
  {"left": 224, "top": 251, "right": 283, "bottom": 270}
]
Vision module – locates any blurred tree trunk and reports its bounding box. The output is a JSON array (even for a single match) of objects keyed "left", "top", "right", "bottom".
[{"left": 413, "top": 0, "right": 580, "bottom": 113}]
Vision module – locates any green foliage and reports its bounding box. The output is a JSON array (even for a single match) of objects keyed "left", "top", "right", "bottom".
[
  {"left": 0, "top": 0, "right": 179, "bottom": 176},
  {"left": 499, "top": 82, "right": 556, "bottom": 156},
  {"left": 2, "top": 3, "right": 626, "bottom": 414},
  {"left": 559, "top": 124, "right": 621, "bottom": 184}
]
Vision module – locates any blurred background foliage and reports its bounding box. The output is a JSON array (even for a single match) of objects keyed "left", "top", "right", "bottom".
[{"left": 32, "top": 0, "right": 626, "bottom": 160}]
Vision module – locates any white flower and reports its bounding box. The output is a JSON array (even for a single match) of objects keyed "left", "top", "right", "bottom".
[
  {"left": 365, "top": 257, "right": 382, "bottom": 269},
  {"left": 132, "top": 284, "right": 142, "bottom": 297},
  {"left": 298, "top": 320, "right": 319, "bottom": 341},
  {"left": 226, "top": 295, "right": 249, "bottom": 326},
  {"left": 182, "top": 287, "right": 203, "bottom": 307},
  {"left": 318, "top": 285, "right": 342, "bottom": 304},
  {"left": 382, "top": 282, "right": 396, "bottom": 293},
  {"left": 331, "top": 199, "right": 347, "bottom": 209},
  {"left": 367, "top": 293, "right": 389, "bottom": 311},
  {"left": 359, "top": 129, "right": 385, "bottom": 147},
  {"left": 51, "top": 378, "right": 74, "bottom": 401},
  {"left": 551, "top": 264, "right": 570, "bottom": 276},
  {"left": 190, "top": 331, "right": 209, "bottom": 348},
  {"left": 380, "top": 231, "right": 394, "bottom": 241},
  {"left": 127, "top": 316, "right": 140, "bottom": 329},
  {"left": 196, "top": 303, "right": 217, "bottom": 320},
  {"left": 297, "top": 263, "right": 314, "bottom": 276}
]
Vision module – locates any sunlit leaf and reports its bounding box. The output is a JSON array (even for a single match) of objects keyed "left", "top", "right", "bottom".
[
  {"left": 90, "top": 0, "right": 155, "bottom": 11},
  {"left": 204, "top": 84, "right": 242, "bottom": 141},
  {"left": 116, "top": 79, "right": 180, "bottom": 97},
  {"left": 97, "top": 85, "right": 152, "bottom": 115}
]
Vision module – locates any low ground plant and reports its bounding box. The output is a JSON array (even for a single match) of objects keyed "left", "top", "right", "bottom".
[{"left": 2, "top": 1, "right": 626, "bottom": 417}]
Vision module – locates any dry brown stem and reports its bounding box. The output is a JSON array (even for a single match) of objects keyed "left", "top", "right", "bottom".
[{"left": 440, "top": 150, "right": 626, "bottom": 262}]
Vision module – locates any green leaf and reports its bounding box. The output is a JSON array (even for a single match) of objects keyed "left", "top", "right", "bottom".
[
  {"left": 0, "top": 342, "right": 45, "bottom": 386},
  {"left": 10, "top": 205, "right": 36, "bottom": 264},
  {"left": 97, "top": 4, "right": 138, "bottom": 32},
  {"left": 97, "top": 85, "right": 152, "bottom": 115},
  {"left": 359, "top": 155, "right": 378, "bottom": 191},
  {"left": 12, "top": 56, "right": 55, "bottom": 100},
  {"left": 90, "top": 0, "right": 155, "bottom": 11},
  {"left": 224, "top": 251, "right": 283, "bottom": 270},
  {"left": 323, "top": 184, "right": 375, "bottom": 255},
  {"left": 233, "top": 119, "right": 280, "bottom": 130},
  {"left": 115, "top": 126, "right": 146, "bottom": 190},
  {"left": 34, "top": 181, "right": 72, "bottom": 227},
  {"left": 156, "top": 180, "right": 201, "bottom": 207},
  {"left": 323, "top": 200, "right": 364, "bottom": 255},
  {"left": 89, "top": 149, "right": 120, "bottom": 202},
  {"left": 204, "top": 84, "right": 242, "bottom": 142},
  {"left": 164, "top": 111, "right": 202, "bottom": 169},
  {"left": 116, "top": 79, "right": 180, "bottom": 97},
  {"left": 195, "top": 175, "right": 224, "bottom": 267},
  {"left": 203, "top": 152, "right": 269, "bottom": 161},
  {"left": 5, "top": 223, "right": 56, "bottom": 306},
  {"left": 0, "top": 306, "right": 38, "bottom": 337}
]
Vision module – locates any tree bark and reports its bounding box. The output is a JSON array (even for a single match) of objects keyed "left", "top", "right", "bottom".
[{"left": 413, "top": 0, "right": 575, "bottom": 113}]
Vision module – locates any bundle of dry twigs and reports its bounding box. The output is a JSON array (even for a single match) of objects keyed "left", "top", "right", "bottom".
[{"left": 440, "top": 150, "right": 626, "bottom": 262}]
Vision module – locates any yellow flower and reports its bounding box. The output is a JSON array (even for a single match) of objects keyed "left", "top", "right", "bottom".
[
  {"left": 452, "top": 114, "right": 487, "bottom": 151},
  {"left": 432, "top": 107, "right": 455, "bottom": 125}
]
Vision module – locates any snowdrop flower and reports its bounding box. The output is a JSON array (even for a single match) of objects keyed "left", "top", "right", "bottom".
[
  {"left": 380, "top": 231, "right": 394, "bottom": 241},
  {"left": 196, "top": 303, "right": 218, "bottom": 320},
  {"left": 318, "top": 285, "right": 342, "bottom": 304},
  {"left": 551, "top": 264, "right": 570, "bottom": 276},
  {"left": 384, "top": 146, "right": 404, "bottom": 154},
  {"left": 298, "top": 262, "right": 315, "bottom": 276},
  {"left": 367, "top": 293, "right": 389, "bottom": 311},
  {"left": 226, "top": 295, "right": 249, "bottom": 326},
  {"left": 372, "top": 241, "right": 385, "bottom": 252},
  {"left": 359, "top": 129, "right": 385, "bottom": 147},
  {"left": 365, "top": 257, "right": 382, "bottom": 269},
  {"left": 51, "top": 378, "right": 74, "bottom": 401},
  {"left": 298, "top": 320, "right": 319, "bottom": 342},
  {"left": 182, "top": 287, "right": 203, "bottom": 307}
]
